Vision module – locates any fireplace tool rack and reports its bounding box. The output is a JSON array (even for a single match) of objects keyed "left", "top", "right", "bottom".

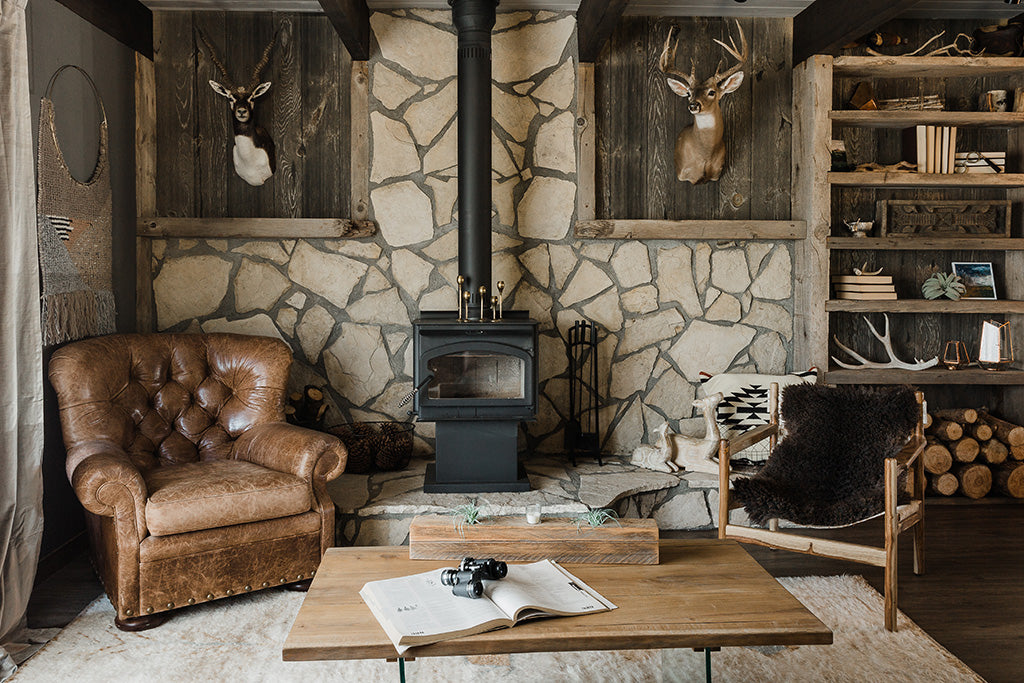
[{"left": 566, "top": 320, "right": 601, "bottom": 466}]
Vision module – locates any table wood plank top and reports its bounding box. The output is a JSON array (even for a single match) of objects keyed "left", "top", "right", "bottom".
[{"left": 282, "top": 539, "right": 832, "bottom": 661}]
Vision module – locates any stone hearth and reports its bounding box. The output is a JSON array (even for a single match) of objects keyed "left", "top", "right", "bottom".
[{"left": 327, "top": 455, "right": 753, "bottom": 546}]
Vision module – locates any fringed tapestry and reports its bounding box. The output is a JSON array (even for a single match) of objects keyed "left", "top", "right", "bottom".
[{"left": 36, "top": 65, "right": 115, "bottom": 345}]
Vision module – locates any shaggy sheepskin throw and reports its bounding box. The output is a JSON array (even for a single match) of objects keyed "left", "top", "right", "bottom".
[{"left": 733, "top": 383, "right": 919, "bottom": 527}]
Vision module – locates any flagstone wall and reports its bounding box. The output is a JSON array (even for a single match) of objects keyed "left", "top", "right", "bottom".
[{"left": 149, "top": 10, "right": 796, "bottom": 458}]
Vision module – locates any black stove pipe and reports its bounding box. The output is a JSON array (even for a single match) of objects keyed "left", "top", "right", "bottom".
[{"left": 450, "top": 0, "right": 498, "bottom": 319}]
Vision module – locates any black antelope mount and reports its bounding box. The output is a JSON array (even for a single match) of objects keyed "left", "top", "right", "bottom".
[
  {"left": 197, "top": 30, "right": 278, "bottom": 186},
  {"left": 658, "top": 21, "right": 748, "bottom": 185}
]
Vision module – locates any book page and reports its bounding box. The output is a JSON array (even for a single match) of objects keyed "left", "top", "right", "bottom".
[
  {"left": 360, "top": 569, "right": 507, "bottom": 652},
  {"left": 485, "top": 560, "right": 617, "bottom": 622}
]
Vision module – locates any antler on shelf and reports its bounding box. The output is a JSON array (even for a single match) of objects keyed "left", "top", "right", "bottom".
[{"left": 832, "top": 314, "right": 939, "bottom": 371}]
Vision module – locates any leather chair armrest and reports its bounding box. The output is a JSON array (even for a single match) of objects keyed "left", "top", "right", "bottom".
[
  {"left": 232, "top": 422, "right": 347, "bottom": 483},
  {"left": 66, "top": 440, "right": 148, "bottom": 539}
]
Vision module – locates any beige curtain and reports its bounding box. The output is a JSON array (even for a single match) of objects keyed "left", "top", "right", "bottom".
[{"left": 0, "top": 0, "right": 45, "bottom": 677}]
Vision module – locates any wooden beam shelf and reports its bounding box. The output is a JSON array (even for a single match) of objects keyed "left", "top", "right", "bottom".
[
  {"left": 832, "top": 55, "right": 1024, "bottom": 78},
  {"left": 826, "top": 299, "right": 1024, "bottom": 314},
  {"left": 137, "top": 217, "right": 377, "bottom": 239},
  {"left": 828, "top": 237, "right": 1024, "bottom": 250},
  {"left": 828, "top": 172, "right": 1024, "bottom": 188},
  {"left": 574, "top": 219, "right": 806, "bottom": 240},
  {"left": 826, "top": 368, "right": 1024, "bottom": 385},
  {"left": 830, "top": 110, "right": 1024, "bottom": 129}
]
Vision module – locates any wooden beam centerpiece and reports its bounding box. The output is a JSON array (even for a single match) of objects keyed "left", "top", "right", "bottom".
[
  {"left": 138, "top": 217, "right": 377, "bottom": 239},
  {"left": 577, "top": 0, "right": 629, "bottom": 63},
  {"left": 318, "top": 0, "right": 370, "bottom": 61},
  {"left": 575, "top": 219, "right": 806, "bottom": 240},
  {"left": 793, "top": 0, "right": 921, "bottom": 65},
  {"left": 408, "top": 515, "right": 660, "bottom": 565}
]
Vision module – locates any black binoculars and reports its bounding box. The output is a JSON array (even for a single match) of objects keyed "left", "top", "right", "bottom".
[{"left": 439, "top": 557, "right": 508, "bottom": 599}]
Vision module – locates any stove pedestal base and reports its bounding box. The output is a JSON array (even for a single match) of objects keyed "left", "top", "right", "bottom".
[{"left": 423, "top": 420, "right": 531, "bottom": 493}]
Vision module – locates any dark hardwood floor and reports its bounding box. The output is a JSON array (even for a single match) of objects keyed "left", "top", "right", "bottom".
[{"left": 28, "top": 504, "right": 1023, "bottom": 682}]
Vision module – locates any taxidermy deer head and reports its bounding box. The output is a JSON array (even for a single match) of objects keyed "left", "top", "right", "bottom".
[
  {"left": 658, "top": 21, "right": 748, "bottom": 185},
  {"left": 198, "top": 29, "right": 277, "bottom": 186}
]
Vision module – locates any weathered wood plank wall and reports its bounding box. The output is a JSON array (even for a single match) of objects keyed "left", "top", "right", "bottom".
[
  {"left": 153, "top": 11, "right": 352, "bottom": 218},
  {"left": 595, "top": 17, "right": 792, "bottom": 221}
]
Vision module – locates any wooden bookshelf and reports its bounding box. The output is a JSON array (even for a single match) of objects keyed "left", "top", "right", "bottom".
[
  {"left": 828, "top": 172, "right": 1024, "bottom": 188},
  {"left": 832, "top": 56, "right": 1024, "bottom": 78},
  {"left": 825, "top": 300, "right": 1024, "bottom": 314},
  {"left": 830, "top": 110, "right": 1024, "bottom": 129},
  {"left": 826, "top": 368, "right": 1024, "bottom": 385},
  {"left": 828, "top": 237, "right": 1024, "bottom": 251}
]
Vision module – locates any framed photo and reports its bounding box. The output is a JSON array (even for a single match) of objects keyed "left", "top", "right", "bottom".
[{"left": 951, "top": 262, "right": 997, "bottom": 300}]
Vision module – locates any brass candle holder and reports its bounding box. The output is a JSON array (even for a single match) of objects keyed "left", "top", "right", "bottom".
[
  {"left": 462, "top": 290, "right": 471, "bottom": 321},
  {"left": 491, "top": 295, "right": 499, "bottom": 320},
  {"left": 457, "top": 275, "right": 466, "bottom": 321},
  {"left": 478, "top": 285, "right": 487, "bottom": 320},
  {"left": 496, "top": 280, "right": 505, "bottom": 319}
]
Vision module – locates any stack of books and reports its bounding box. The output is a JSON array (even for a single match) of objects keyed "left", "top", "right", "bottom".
[
  {"left": 910, "top": 125, "right": 958, "bottom": 174},
  {"left": 832, "top": 273, "right": 897, "bottom": 300}
]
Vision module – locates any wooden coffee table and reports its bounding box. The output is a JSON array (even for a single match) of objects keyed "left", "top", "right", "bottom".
[{"left": 283, "top": 539, "right": 832, "bottom": 680}]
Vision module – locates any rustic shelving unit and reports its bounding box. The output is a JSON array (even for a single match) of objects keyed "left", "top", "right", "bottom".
[{"left": 793, "top": 54, "right": 1024, "bottom": 423}]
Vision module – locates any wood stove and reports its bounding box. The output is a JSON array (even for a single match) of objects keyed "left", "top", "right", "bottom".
[{"left": 413, "top": 311, "right": 537, "bottom": 492}]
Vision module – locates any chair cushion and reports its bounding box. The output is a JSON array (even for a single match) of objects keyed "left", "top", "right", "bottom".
[{"left": 143, "top": 460, "right": 311, "bottom": 536}]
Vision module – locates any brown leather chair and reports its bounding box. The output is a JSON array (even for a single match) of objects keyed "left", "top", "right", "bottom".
[{"left": 49, "top": 333, "right": 347, "bottom": 631}]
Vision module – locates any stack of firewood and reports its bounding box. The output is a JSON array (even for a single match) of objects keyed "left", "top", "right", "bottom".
[{"left": 922, "top": 408, "right": 1024, "bottom": 499}]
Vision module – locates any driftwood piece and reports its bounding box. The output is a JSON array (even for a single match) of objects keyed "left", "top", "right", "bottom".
[
  {"left": 954, "top": 463, "right": 993, "bottom": 499},
  {"left": 930, "top": 420, "right": 964, "bottom": 442},
  {"left": 928, "top": 471, "right": 959, "bottom": 496},
  {"left": 979, "top": 439, "right": 1009, "bottom": 465},
  {"left": 923, "top": 438, "right": 953, "bottom": 474},
  {"left": 995, "top": 462, "right": 1024, "bottom": 498}
]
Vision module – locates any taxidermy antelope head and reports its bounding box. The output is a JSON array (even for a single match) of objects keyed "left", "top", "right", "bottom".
[
  {"left": 198, "top": 30, "right": 277, "bottom": 186},
  {"left": 658, "top": 21, "right": 748, "bottom": 185}
]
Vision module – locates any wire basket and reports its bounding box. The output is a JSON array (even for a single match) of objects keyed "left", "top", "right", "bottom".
[{"left": 328, "top": 421, "right": 414, "bottom": 473}]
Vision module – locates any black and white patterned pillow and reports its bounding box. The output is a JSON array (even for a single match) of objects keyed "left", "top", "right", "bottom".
[{"left": 699, "top": 370, "right": 817, "bottom": 461}]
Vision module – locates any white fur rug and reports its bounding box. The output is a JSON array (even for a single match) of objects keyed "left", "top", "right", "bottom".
[{"left": 12, "top": 575, "right": 981, "bottom": 683}]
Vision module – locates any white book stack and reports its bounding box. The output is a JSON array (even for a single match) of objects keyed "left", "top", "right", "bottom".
[{"left": 914, "top": 125, "right": 958, "bottom": 173}]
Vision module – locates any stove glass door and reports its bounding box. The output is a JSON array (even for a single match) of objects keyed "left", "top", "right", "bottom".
[{"left": 426, "top": 350, "right": 525, "bottom": 400}]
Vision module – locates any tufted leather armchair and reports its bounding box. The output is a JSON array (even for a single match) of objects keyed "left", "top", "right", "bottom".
[{"left": 49, "top": 333, "right": 347, "bottom": 631}]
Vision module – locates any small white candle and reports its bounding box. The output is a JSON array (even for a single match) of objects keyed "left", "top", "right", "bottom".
[{"left": 525, "top": 504, "right": 541, "bottom": 525}]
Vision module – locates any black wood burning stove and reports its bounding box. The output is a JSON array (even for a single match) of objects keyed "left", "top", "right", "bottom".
[
  {"left": 410, "top": 0, "right": 538, "bottom": 493},
  {"left": 414, "top": 311, "right": 537, "bottom": 492}
]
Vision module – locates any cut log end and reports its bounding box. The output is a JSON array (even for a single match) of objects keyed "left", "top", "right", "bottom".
[
  {"left": 930, "top": 420, "right": 963, "bottom": 442},
  {"left": 954, "top": 463, "right": 993, "bottom": 500},
  {"left": 923, "top": 442, "right": 953, "bottom": 474},
  {"left": 928, "top": 472, "right": 959, "bottom": 496},
  {"left": 995, "top": 462, "right": 1024, "bottom": 498},
  {"left": 950, "top": 437, "right": 980, "bottom": 463},
  {"left": 979, "top": 439, "right": 1009, "bottom": 465}
]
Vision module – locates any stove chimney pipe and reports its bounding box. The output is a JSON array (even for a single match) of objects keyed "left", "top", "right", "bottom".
[{"left": 449, "top": 0, "right": 498, "bottom": 319}]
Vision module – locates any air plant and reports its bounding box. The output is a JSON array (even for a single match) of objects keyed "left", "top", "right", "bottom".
[
  {"left": 450, "top": 502, "right": 485, "bottom": 537},
  {"left": 573, "top": 508, "right": 621, "bottom": 534},
  {"left": 922, "top": 272, "right": 966, "bottom": 300}
]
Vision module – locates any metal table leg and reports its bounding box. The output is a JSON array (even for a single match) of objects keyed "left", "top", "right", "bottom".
[{"left": 398, "top": 656, "right": 406, "bottom": 683}]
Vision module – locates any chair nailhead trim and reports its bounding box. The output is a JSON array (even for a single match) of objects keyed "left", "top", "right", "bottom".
[
  {"left": 297, "top": 574, "right": 303, "bottom": 580},
  {"left": 125, "top": 609, "right": 133, "bottom": 616},
  {"left": 187, "top": 598, "right": 196, "bottom": 604},
  {"left": 225, "top": 589, "right": 233, "bottom": 595},
  {"left": 310, "top": 570, "right": 315, "bottom": 576},
  {"left": 166, "top": 603, "right": 174, "bottom": 609},
  {"left": 244, "top": 585, "right": 252, "bottom": 591},
  {"left": 207, "top": 593, "right": 214, "bottom": 599},
  {"left": 280, "top": 578, "right": 286, "bottom": 583},
  {"left": 262, "top": 581, "right": 270, "bottom": 588},
  {"left": 146, "top": 607, "right": 153, "bottom": 614}
]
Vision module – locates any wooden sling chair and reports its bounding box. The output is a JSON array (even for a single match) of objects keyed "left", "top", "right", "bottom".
[{"left": 717, "top": 382, "right": 927, "bottom": 631}]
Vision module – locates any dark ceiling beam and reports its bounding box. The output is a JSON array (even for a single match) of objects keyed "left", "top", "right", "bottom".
[
  {"left": 793, "top": 0, "right": 922, "bottom": 65},
  {"left": 577, "top": 0, "right": 629, "bottom": 63},
  {"left": 52, "top": 0, "right": 153, "bottom": 59},
  {"left": 318, "top": 0, "right": 371, "bottom": 61}
]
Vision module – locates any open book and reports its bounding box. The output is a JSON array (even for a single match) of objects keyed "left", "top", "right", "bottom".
[{"left": 359, "top": 559, "right": 617, "bottom": 654}]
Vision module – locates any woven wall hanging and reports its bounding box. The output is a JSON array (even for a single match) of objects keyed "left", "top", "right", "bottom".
[{"left": 36, "top": 65, "right": 115, "bottom": 345}]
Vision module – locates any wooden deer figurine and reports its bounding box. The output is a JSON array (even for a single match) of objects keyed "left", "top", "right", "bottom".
[
  {"left": 630, "top": 422, "right": 678, "bottom": 473},
  {"left": 658, "top": 21, "right": 748, "bottom": 184},
  {"left": 197, "top": 30, "right": 277, "bottom": 186},
  {"left": 666, "top": 392, "right": 724, "bottom": 474}
]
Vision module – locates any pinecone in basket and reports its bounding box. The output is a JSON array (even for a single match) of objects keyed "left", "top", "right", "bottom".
[
  {"left": 331, "top": 422, "right": 377, "bottom": 474},
  {"left": 376, "top": 422, "right": 413, "bottom": 471}
]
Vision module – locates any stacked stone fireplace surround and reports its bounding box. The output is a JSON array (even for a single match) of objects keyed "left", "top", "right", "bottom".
[{"left": 149, "top": 10, "right": 795, "bottom": 540}]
